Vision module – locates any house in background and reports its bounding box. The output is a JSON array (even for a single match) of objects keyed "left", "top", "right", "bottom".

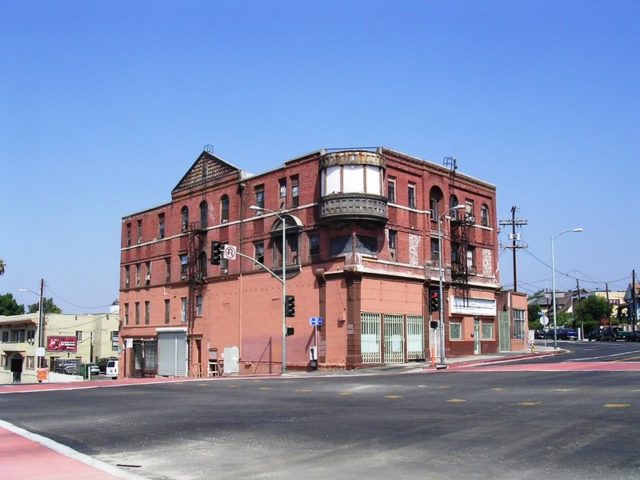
[
  {"left": 119, "top": 146, "right": 523, "bottom": 378},
  {"left": 0, "top": 312, "right": 119, "bottom": 384}
]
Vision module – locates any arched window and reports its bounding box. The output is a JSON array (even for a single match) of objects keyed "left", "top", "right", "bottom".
[
  {"left": 199, "top": 201, "right": 208, "bottom": 228},
  {"left": 220, "top": 195, "right": 229, "bottom": 223},
  {"left": 429, "top": 187, "right": 444, "bottom": 219},
  {"left": 181, "top": 206, "right": 189, "bottom": 232},
  {"left": 481, "top": 204, "right": 490, "bottom": 227},
  {"left": 449, "top": 194, "right": 459, "bottom": 213}
]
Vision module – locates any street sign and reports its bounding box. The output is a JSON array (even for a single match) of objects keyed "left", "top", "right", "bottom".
[
  {"left": 309, "top": 316, "right": 323, "bottom": 326},
  {"left": 223, "top": 244, "right": 237, "bottom": 260},
  {"left": 540, "top": 315, "right": 549, "bottom": 326},
  {"left": 36, "top": 347, "right": 45, "bottom": 357}
]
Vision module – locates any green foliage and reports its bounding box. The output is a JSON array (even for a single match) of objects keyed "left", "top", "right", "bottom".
[
  {"left": 0, "top": 293, "right": 25, "bottom": 315},
  {"left": 27, "top": 297, "right": 62, "bottom": 314},
  {"left": 575, "top": 295, "right": 610, "bottom": 333},
  {"left": 528, "top": 303, "right": 542, "bottom": 329},
  {"left": 0, "top": 258, "right": 5, "bottom": 276},
  {"left": 557, "top": 312, "right": 574, "bottom": 328}
]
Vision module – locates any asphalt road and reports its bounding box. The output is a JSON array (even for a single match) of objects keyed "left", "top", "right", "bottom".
[{"left": 2, "top": 342, "right": 640, "bottom": 480}]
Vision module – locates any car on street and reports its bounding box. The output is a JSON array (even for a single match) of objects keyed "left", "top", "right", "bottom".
[
  {"left": 53, "top": 359, "right": 81, "bottom": 375},
  {"left": 84, "top": 363, "right": 100, "bottom": 376},
  {"left": 625, "top": 331, "right": 640, "bottom": 342},
  {"left": 546, "top": 328, "right": 577, "bottom": 340},
  {"left": 97, "top": 357, "right": 117, "bottom": 374}
]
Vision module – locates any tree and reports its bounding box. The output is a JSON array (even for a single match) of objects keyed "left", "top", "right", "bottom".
[
  {"left": 0, "top": 293, "right": 25, "bottom": 315},
  {"left": 575, "top": 295, "right": 610, "bottom": 334},
  {"left": 0, "top": 258, "right": 5, "bottom": 276},
  {"left": 27, "top": 297, "right": 62, "bottom": 314},
  {"left": 528, "top": 303, "right": 542, "bottom": 329}
]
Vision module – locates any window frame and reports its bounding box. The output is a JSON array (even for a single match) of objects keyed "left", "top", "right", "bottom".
[
  {"left": 408, "top": 183, "right": 416, "bottom": 209},
  {"left": 387, "top": 177, "right": 396, "bottom": 202}
]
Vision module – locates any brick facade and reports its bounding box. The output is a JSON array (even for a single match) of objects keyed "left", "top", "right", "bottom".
[{"left": 119, "top": 147, "right": 517, "bottom": 377}]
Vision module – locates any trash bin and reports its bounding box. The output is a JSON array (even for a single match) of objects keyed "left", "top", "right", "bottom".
[{"left": 77, "top": 363, "right": 88, "bottom": 379}]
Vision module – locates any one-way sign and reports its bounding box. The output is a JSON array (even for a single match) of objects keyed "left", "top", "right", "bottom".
[{"left": 309, "top": 317, "right": 323, "bottom": 326}]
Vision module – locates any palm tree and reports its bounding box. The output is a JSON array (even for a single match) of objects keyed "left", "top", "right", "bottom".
[{"left": 0, "top": 258, "right": 5, "bottom": 276}]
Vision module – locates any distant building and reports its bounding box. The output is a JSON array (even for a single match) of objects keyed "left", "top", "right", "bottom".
[
  {"left": 119, "top": 147, "right": 522, "bottom": 377},
  {"left": 0, "top": 313, "right": 120, "bottom": 383}
]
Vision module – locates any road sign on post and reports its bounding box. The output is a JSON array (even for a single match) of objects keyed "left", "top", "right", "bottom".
[
  {"left": 309, "top": 317, "right": 323, "bottom": 327},
  {"left": 223, "top": 244, "right": 237, "bottom": 260}
]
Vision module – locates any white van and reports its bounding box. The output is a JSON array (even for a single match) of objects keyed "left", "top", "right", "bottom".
[{"left": 106, "top": 360, "right": 119, "bottom": 379}]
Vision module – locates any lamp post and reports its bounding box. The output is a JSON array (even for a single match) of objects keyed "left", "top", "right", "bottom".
[
  {"left": 435, "top": 205, "right": 466, "bottom": 367},
  {"left": 19, "top": 278, "right": 45, "bottom": 369},
  {"left": 249, "top": 205, "right": 288, "bottom": 373},
  {"left": 551, "top": 228, "right": 583, "bottom": 349}
]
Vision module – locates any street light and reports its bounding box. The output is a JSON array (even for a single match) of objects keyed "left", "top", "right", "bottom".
[
  {"left": 18, "top": 278, "right": 45, "bottom": 369},
  {"left": 249, "top": 205, "right": 288, "bottom": 373},
  {"left": 551, "top": 228, "right": 583, "bottom": 349},
  {"left": 435, "top": 204, "right": 466, "bottom": 368}
]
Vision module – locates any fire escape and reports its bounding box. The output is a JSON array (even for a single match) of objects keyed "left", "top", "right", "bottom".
[
  {"left": 450, "top": 211, "right": 474, "bottom": 305},
  {"left": 185, "top": 220, "right": 208, "bottom": 374}
]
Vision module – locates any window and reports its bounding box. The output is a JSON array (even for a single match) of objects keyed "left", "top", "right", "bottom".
[
  {"left": 481, "top": 204, "right": 490, "bottom": 227},
  {"left": 11, "top": 330, "right": 26, "bottom": 342},
  {"left": 196, "top": 295, "right": 203, "bottom": 316},
  {"left": 158, "top": 213, "right": 165, "bottom": 239},
  {"left": 135, "top": 264, "right": 141, "bottom": 287},
  {"left": 255, "top": 185, "right": 265, "bottom": 211},
  {"left": 2, "top": 331, "right": 9, "bottom": 343},
  {"left": 125, "top": 266, "right": 130, "bottom": 288},
  {"left": 75, "top": 330, "right": 83, "bottom": 342},
  {"left": 198, "top": 252, "right": 207, "bottom": 279},
  {"left": 146, "top": 261, "right": 152, "bottom": 285},
  {"left": 291, "top": 175, "right": 299, "bottom": 208},
  {"left": 430, "top": 187, "right": 444, "bottom": 219},
  {"left": 309, "top": 232, "right": 320, "bottom": 257},
  {"left": 26, "top": 356, "right": 35, "bottom": 369},
  {"left": 144, "top": 301, "right": 150, "bottom": 325},
  {"left": 165, "top": 258, "right": 171, "bottom": 283},
  {"left": 330, "top": 235, "right": 378, "bottom": 257},
  {"left": 255, "top": 241, "right": 264, "bottom": 265},
  {"left": 180, "top": 254, "right": 188, "bottom": 277},
  {"left": 279, "top": 178, "right": 287, "bottom": 198},
  {"left": 514, "top": 309, "right": 526, "bottom": 339},
  {"left": 465, "top": 200, "right": 475, "bottom": 222},
  {"left": 387, "top": 177, "right": 396, "bottom": 202},
  {"left": 388, "top": 230, "right": 397, "bottom": 250},
  {"left": 181, "top": 206, "right": 189, "bottom": 231},
  {"left": 200, "top": 201, "right": 208, "bottom": 228},
  {"left": 27, "top": 329, "right": 35, "bottom": 341},
  {"left": 164, "top": 299, "right": 170, "bottom": 324},
  {"left": 451, "top": 242, "right": 460, "bottom": 265},
  {"left": 431, "top": 238, "right": 440, "bottom": 264},
  {"left": 482, "top": 321, "right": 494, "bottom": 340},
  {"left": 408, "top": 183, "right": 416, "bottom": 209},
  {"left": 449, "top": 195, "right": 459, "bottom": 215},
  {"left": 126, "top": 223, "right": 132, "bottom": 247},
  {"left": 467, "top": 247, "right": 476, "bottom": 270},
  {"left": 180, "top": 297, "right": 188, "bottom": 323},
  {"left": 450, "top": 322, "right": 462, "bottom": 340},
  {"left": 124, "top": 303, "right": 129, "bottom": 325},
  {"left": 220, "top": 195, "right": 229, "bottom": 223},
  {"left": 135, "top": 302, "right": 140, "bottom": 325},
  {"left": 111, "top": 331, "right": 118, "bottom": 351},
  {"left": 137, "top": 219, "right": 142, "bottom": 244}
]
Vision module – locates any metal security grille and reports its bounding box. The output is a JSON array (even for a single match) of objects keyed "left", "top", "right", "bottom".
[
  {"left": 361, "top": 312, "right": 381, "bottom": 364},
  {"left": 406, "top": 315, "right": 424, "bottom": 360},
  {"left": 384, "top": 314, "right": 404, "bottom": 364}
]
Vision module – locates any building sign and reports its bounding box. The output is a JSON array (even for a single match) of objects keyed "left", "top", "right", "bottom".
[
  {"left": 47, "top": 335, "right": 77, "bottom": 352},
  {"left": 451, "top": 297, "right": 497, "bottom": 316}
]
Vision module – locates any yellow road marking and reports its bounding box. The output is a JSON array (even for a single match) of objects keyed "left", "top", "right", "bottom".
[
  {"left": 491, "top": 388, "right": 505, "bottom": 392},
  {"left": 447, "top": 398, "right": 466, "bottom": 403},
  {"left": 438, "top": 385, "right": 451, "bottom": 389},
  {"left": 518, "top": 401, "right": 541, "bottom": 407},
  {"left": 604, "top": 403, "right": 631, "bottom": 408},
  {"left": 385, "top": 395, "right": 403, "bottom": 399},
  {"left": 339, "top": 392, "right": 353, "bottom": 396},
  {"left": 549, "top": 388, "right": 576, "bottom": 392},
  {"left": 296, "top": 389, "right": 312, "bottom": 393},
  {"left": 228, "top": 385, "right": 240, "bottom": 388},
  {"left": 258, "top": 387, "right": 273, "bottom": 390}
]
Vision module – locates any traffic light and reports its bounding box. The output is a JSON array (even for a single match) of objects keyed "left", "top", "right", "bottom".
[
  {"left": 429, "top": 289, "right": 440, "bottom": 313},
  {"left": 286, "top": 327, "right": 295, "bottom": 336},
  {"left": 285, "top": 295, "right": 295, "bottom": 317},
  {"left": 430, "top": 320, "right": 439, "bottom": 329},
  {"left": 211, "top": 241, "right": 223, "bottom": 265}
]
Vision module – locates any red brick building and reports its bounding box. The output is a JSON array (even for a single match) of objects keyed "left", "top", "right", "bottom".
[{"left": 119, "top": 147, "right": 522, "bottom": 377}]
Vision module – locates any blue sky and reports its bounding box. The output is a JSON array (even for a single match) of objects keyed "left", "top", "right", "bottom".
[{"left": 1, "top": 0, "right": 638, "bottom": 313}]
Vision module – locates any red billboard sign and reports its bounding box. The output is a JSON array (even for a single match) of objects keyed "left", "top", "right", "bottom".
[{"left": 47, "top": 336, "right": 77, "bottom": 352}]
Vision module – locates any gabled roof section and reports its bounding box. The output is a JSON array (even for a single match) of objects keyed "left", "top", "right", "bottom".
[{"left": 172, "top": 150, "right": 242, "bottom": 194}]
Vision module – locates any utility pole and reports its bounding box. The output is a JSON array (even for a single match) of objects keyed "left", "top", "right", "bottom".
[
  {"left": 605, "top": 283, "right": 611, "bottom": 326},
  {"left": 632, "top": 270, "right": 637, "bottom": 332},
  {"left": 499, "top": 206, "right": 528, "bottom": 292},
  {"left": 576, "top": 279, "right": 583, "bottom": 339}
]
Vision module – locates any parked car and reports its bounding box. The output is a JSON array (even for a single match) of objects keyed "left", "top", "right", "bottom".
[
  {"left": 545, "top": 328, "right": 577, "bottom": 340},
  {"left": 84, "top": 363, "right": 100, "bottom": 376},
  {"left": 53, "top": 359, "right": 81, "bottom": 375},
  {"left": 534, "top": 329, "right": 546, "bottom": 340},
  {"left": 587, "top": 329, "right": 602, "bottom": 341},
  {"left": 97, "top": 357, "right": 117, "bottom": 374},
  {"left": 106, "top": 359, "right": 119, "bottom": 379},
  {"left": 625, "top": 331, "right": 640, "bottom": 342},
  {"left": 600, "top": 327, "right": 618, "bottom": 341}
]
